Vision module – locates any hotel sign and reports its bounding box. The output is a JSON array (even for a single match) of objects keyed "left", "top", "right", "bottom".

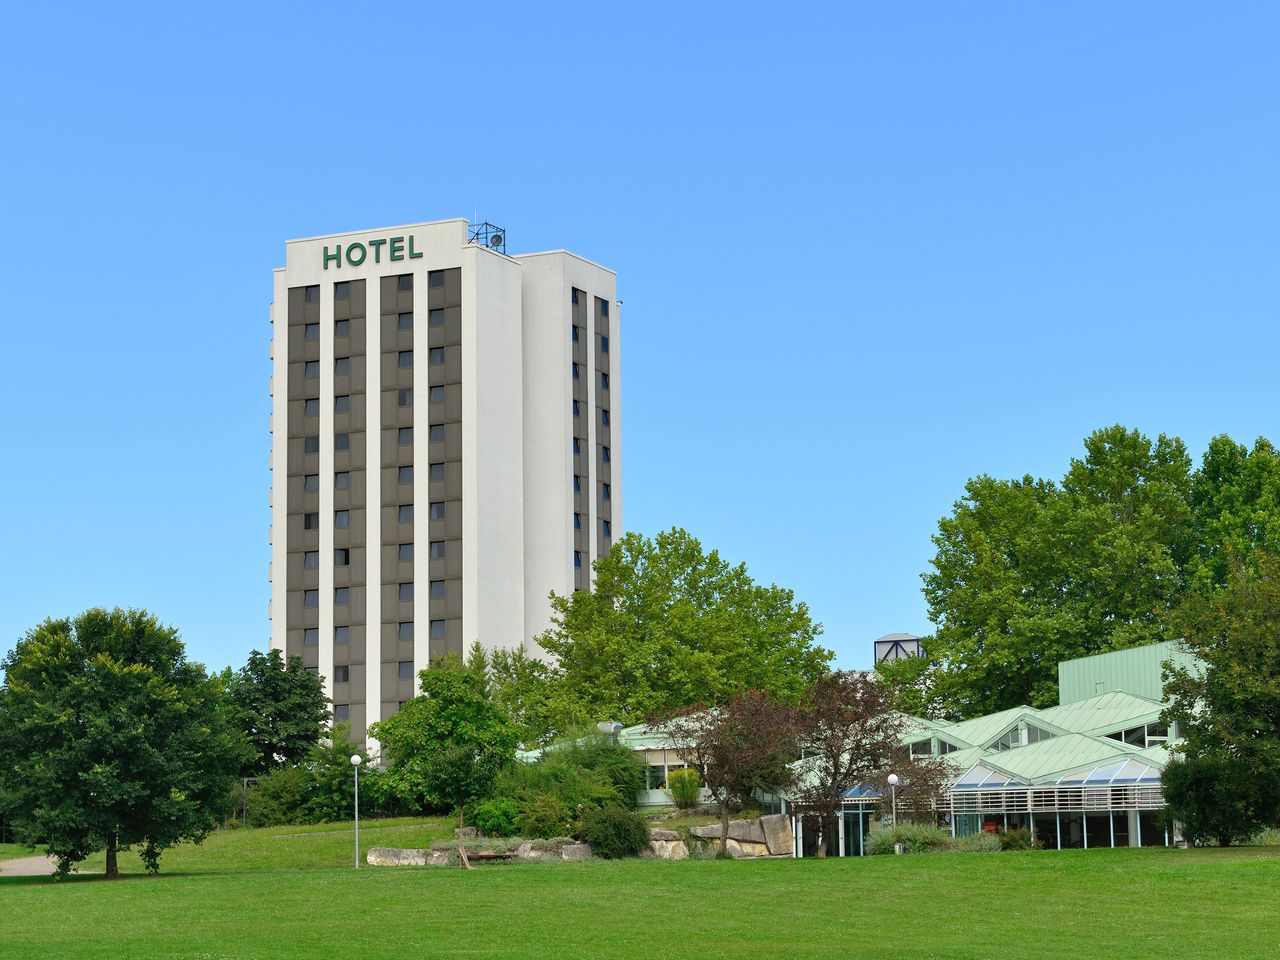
[{"left": 323, "top": 235, "right": 423, "bottom": 269}]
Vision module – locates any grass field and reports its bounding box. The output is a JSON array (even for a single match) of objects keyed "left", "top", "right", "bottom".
[
  {"left": 2, "top": 820, "right": 1278, "bottom": 960},
  {"left": 0, "top": 843, "right": 30, "bottom": 862}
]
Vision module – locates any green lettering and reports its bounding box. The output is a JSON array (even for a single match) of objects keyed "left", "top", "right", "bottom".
[
  {"left": 323, "top": 245, "right": 341, "bottom": 270},
  {"left": 408, "top": 235, "right": 423, "bottom": 259},
  {"left": 389, "top": 236, "right": 404, "bottom": 261},
  {"left": 369, "top": 238, "right": 386, "bottom": 263},
  {"left": 346, "top": 242, "right": 367, "bottom": 266}
]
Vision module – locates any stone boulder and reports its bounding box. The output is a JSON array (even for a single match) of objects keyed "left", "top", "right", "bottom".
[
  {"left": 760, "top": 814, "right": 794, "bottom": 856},
  {"left": 560, "top": 843, "right": 593, "bottom": 861},
  {"left": 649, "top": 828, "right": 681, "bottom": 841},
  {"left": 650, "top": 839, "right": 689, "bottom": 860},
  {"left": 687, "top": 823, "right": 723, "bottom": 839},
  {"left": 427, "top": 850, "right": 452, "bottom": 866},
  {"left": 366, "top": 847, "right": 426, "bottom": 867},
  {"left": 454, "top": 827, "right": 477, "bottom": 838},
  {"left": 727, "top": 819, "right": 766, "bottom": 843}
]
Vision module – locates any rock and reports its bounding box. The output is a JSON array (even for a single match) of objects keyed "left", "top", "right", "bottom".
[
  {"left": 454, "top": 827, "right": 477, "bottom": 838},
  {"left": 649, "top": 828, "right": 681, "bottom": 841},
  {"left": 727, "top": 819, "right": 766, "bottom": 843},
  {"left": 650, "top": 839, "right": 689, "bottom": 860},
  {"left": 735, "top": 841, "right": 770, "bottom": 858},
  {"left": 760, "top": 814, "right": 794, "bottom": 856},
  {"left": 560, "top": 843, "right": 592, "bottom": 861},
  {"left": 688, "top": 824, "right": 722, "bottom": 839},
  {"left": 724, "top": 838, "right": 743, "bottom": 857},
  {"left": 514, "top": 842, "right": 535, "bottom": 859},
  {"left": 427, "top": 850, "right": 451, "bottom": 866},
  {"left": 367, "top": 847, "right": 426, "bottom": 867}
]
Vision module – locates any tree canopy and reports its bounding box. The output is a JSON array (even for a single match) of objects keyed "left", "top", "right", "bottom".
[
  {"left": 0, "top": 608, "right": 246, "bottom": 877},
  {"left": 535, "top": 528, "right": 832, "bottom": 728},
  {"left": 226, "top": 648, "right": 329, "bottom": 777}
]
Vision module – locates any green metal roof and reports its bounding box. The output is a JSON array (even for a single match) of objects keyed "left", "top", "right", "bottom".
[
  {"left": 1057, "top": 640, "right": 1202, "bottom": 704},
  {"left": 977, "top": 733, "right": 1133, "bottom": 783},
  {"left": 1034, "top": 690, "right": 1164, "bottom": 737},
  {"left": 940, "top": 706, "right": 1032, "bottom": 748}
]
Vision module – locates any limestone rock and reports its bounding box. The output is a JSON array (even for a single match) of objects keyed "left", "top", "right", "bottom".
[
  {"left": 514, "top": 842, "right": 535, "bottom": 859},
  {"left": 760, "top": 814, "right": 794, "bottom": 856},
  {"left": 367, "top": 847, "right": 426, "bottom": 867},
  {"left": 427, "top": 850, "right": 452, "bottom": 866},
  {"left": 561, "top": 843, "right": 592, "bottom": 861},
  {"left": 649, "top": 839, "right": 689, "bottom": 860},
  {"left": 688, "top": 824, "right": 722, "bottom": 839},
  {"left": 727, "top": 819, "right": 766, "bottom": 843},
  {"left": 649, "top": 828, "right": 681, "bottom": 841},
  {"left": 735, "top": 840, "right": 770, "bottom": 857},
  {"left": 454, "top": 827, "right": 477, "bottom": 838}
]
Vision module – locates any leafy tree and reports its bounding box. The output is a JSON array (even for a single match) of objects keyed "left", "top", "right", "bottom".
[
  {"left": 667, "top": 767, "right": 702, "bottom": 810},
  {"left": 370, "top": 658, "right": 518, "bottom": 867},
  {"left": 496, "top": 730, "right": 646, "bottom": 817},
  {"left": 536, "top": 528, "right": 832, "bottom": 726},
  {"left": 922, "top": 426, "right": 1193, "bottom": 716},
  {"left": 874, "top": 653, "right": 938, "bottom": 718},
  {"left": 1162, "top": 551, "right": 1280, "bottom": 843},
  {"left": 790, "top": 671, "right": 949, "bottom": 857},
  {"left": 242, "top": 724, "right": 376, "bottom": 827},
  {"left": 0, "top": 608, "right": 247, "bottom": 877},
  {"left": 656, "top": 690, "right": 800, "bottom": 853},
  {"left": 1188, "top": 436, "right": 1280, "bottom": 589},
  {"left": 227, "top": 648, "right": 329, "bottom": 776}
]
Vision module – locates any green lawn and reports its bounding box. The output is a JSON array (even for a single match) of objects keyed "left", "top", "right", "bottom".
[
  {"left": 2, "top": 821, "right": 1278, "bottom": 959},
  {"left": 0, "top": 843, "right": 31, "bottom": 862}
]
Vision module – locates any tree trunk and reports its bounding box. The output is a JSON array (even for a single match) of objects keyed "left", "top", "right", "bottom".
[
  {"left": 105, "top": 833, "right": 119, "bottom": 879},
  {"left": 458, "top": 805, "right": 472, "bottom": 869},
  {"left": 719, "top": 802, "right": 730, "bottom": 854},
  {"left": 814, "top": 816, "right": 829, "bottom": 858}
]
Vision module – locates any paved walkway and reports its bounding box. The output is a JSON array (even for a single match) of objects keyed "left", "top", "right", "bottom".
[{"left": 0, "top": 854, "right": 57, "bottom": 877}]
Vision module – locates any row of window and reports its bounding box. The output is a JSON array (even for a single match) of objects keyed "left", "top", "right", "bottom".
[
  {"left": 299, "top": 499, "right": 445, "bottom": 523},
  {"left": 568, "top": 327, "right": 610, "bottom": 353},
  {"left": 303, "top": 348, "right": 450, "bottom": 379},
  {"left": 571, "top": 401, "right": 611, "bottom": 426},
  {"left": 303, "top": 618, "right": 452, "bottom": 645},
  {"left": 302, "top": 273, "right": 440, "bottom": 305},
  {"left": 571, "top": 476, "right": 611, "bottom": 499},
  {"left": 570, "top": 364, "right": 610, "bottom": 390},
  {"left": 570, "top": 438, "right": 611, "bottom": 461}
]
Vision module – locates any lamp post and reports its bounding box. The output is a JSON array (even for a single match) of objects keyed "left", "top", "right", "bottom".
[
  {"left": 887, "top": 773, "right": 899, "bottom": 829},
  {"left": 351, "top": 754, "right": 363, "bottom": 869}
]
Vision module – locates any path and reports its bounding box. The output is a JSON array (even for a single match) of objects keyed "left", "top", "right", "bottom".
[{"left": 0, "top": 854, "right": 57, "bottom": 877}]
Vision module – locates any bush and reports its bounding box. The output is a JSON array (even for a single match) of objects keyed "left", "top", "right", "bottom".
[
  {"left": 950, "top": 832, "right": 1003, "bottom": 853},
  {"left": 1250, "top": 827, "right": 1280, "bottom": 846},
  {"left": 1162, "top": 752, "right": 1273, "bottom": 846},
  {"left": 575, "top": 805, "right": 652, "bottom": 859},
  {"left": 667, "top": 768, "right": 701, "bottom": 810},
  {"left": 998, "top": 826, "right": 1036, "bottom": 851},
  {"left": 517, "top": 794, "right": 573, "bottom": 839},
  {"left": 865, "top": 823, "right": 958, "bottom": 855},
  {"left": 472, "top": 798, "right": 521, "bottom": 837}
]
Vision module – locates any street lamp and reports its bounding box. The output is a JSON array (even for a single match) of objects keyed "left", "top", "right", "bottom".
[
  {"left": 890, "top": 773, "right": 901, "bottom": 834},
  {"left": 351, "top": 754, "right": 363, "bottom": 869}
]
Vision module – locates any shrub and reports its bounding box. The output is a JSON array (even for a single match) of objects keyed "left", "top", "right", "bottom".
[
  {"left": 950, "top": 832, "right": 1002, "bottom": 853},
  {"left": 668, "top": 768, "right": 701, "bottom": 810},
  {"left": 498, "top": 732, "right": 643, "bottom": 815},
  {"left": 865, "top": 823, "right": 956, "bottom": 855},
  {"left": 575, "top": 805, "right": 652, "bottom": 859},
  {"left": 1250, "top": 827, "right": 1280, "bottom": 846},
  {"left": 246, "top": 765, "right": 313, "bottom": 827},
  {"left": 472, "top": 798, "right": 521, "bottom": 837},
  {"left": 998, "top": 826, "right": 1036, "bottom": 851},
  {"left": 517, "top": 794, "right": 573, "bottom": 839}
]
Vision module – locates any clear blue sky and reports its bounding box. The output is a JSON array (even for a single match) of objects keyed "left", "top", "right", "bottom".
[{"left": 2, "top": 4, "right": 1276, "bottom": 673}]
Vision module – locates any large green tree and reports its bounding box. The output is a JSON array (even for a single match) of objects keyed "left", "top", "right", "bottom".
[
  {"left": 1162, "top": 551, "right": 1280, "bottom": 843},
  {"left": 0, "top": 608, "right": 247, "bottom": 877},
  {"left": 1188, "top": 436, "right": 1280, "bottom": 589},
  {"left": 535, "top": 528, "right": 832, "bottom": 727},
  {"left": 227, "top": 648, "right": 330, "bottom": 776}
]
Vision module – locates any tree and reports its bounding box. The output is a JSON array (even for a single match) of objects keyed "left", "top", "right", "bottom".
[
  {"left": 0, "top": 608, "right": 247, "bottom": 877},
  {"left": 536, "top": 528, "right": 832, "bottom": 726},
  {"left": 790, "top": 671, "right": 949, "bottom": 856},
  {"left": 1188, "top": 436, "right": 1280, "bottom": 590},
  {"left": 1162, "top": 551, "right": 1280, "bottom": 843},
  {"left": 922, "top": 425, "right": 1193, "bottom": 716},
  {"left": 227, "top": 648, "right": 329, "bottom": 776},
  {"left": 656, "top": 690, "right": 800, "bottom": 853},
  {"left": 874, "top": 653, "right": 938, "bottom": 718},
  {"left": 369, "top": 657, "right": 518, "bottom": 868}
]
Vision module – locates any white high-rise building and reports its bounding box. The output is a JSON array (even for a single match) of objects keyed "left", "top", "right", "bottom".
[{"left": 268, "top": 218, "right": 620, "bottom": 734}]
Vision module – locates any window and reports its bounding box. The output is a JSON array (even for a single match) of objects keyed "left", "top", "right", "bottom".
[
  {"left": 398, "top": 543, "right": 413, "bottom": 562},
  {"left": 600, "top": 299, "right": 610, "bottom": 317},
  {"left": 573, "top": 475, "right": 581, "bottom": 492},
  {"left": 601, "top": 409, "right": 610, "bottom": 426},
  {"left": 430, "top": 620, "right": 447, "bottom": 638},
  {"left": 335, "top": 509, "right": 350, "bottom": 528},
  {"left": 335, "top": 281, "right": 350, "bottom": 301},
  {"left": 572, "top": 325, "right": 580, "bottom": 343},
  {"left": 398, "top": 466, "right": 413, "bottom": 485},
  {"left": 398, "top": 622, "right": 414, "bottom": 640},
  {"left": 304, "top": 435, "right": 319, "bottom": 453},
  {"left": 429, "top": 424, "right": 445, "bottom": 442},
  {"left": 335, "top": 357, "right": 350, "bottom": 375},
  {"left": 335, "top": 433, "right": 350, "bottom": 451},
  {"left": 428, "top": 270, "right": 444, "bottom": 288},
  {"left": 573, "top": 437, "right": 580, "bottom": 454},
  {"left": 574, "top": 512, "right": 581, "bottom": 529},
  {"left": 574, "top": 551, "right": 582, "bottom": 568},
  {"left": 428, "top": 308, "right": 444, "bottom": 326},
  {"left": 398, "top": 388, "right": 413, "bottom": 407},
  {"left": 335, "top": 665, "right": 350, "bottom": 683},
  {"left": 398, "top": 274, "right": 413, "bottom": 291},
  {"left": 398, "top": 312, "right": 413, "bottom": 330},
  {"left": 335, "top": 394, "right": 351, "bottom": 413},
  {"left": 335, "top": 471, "right": 350, "bottom": 490},
  {"left": 304, "top": 474, "right": 319, "bottom": 492},
  {"left": 398, "top": 504, "right": 413, "bottom": 523},
  {"left": 335, "top": 548, "right": 350, "bottom": 566},
  {"left": 602, "top": 483, "right": 611, "bottom": 500},
  {"left": 430, "top": 502, "right": 446, "bottom": 520},
  {"left": 334, "top": 704, "right": 350, "bottom": 722},
  {"left": 572, "top": 362, "right": 580, "bottom": 380},
  {"left": 429, "top": 347, "right": 444, "bottom": 365},
  {"left": 398, "top": 350, "right": 413, "bottom": 368},
  {"left": 600, "top": 372, "right": 609, "bottom": 389},
  {"left": 602, "top": 446, "right": 611, "bottom": 463},
  {"left": 304, "top": 398, "right": 319, "bottom": 417},
  {"left": 303, "top": 589, "right": 319, "bottom": 607},
  {"left": 600, "top": 335, "right": 609, "bottom": 352},
  {"left": 571, "top": 289, "right": 579, "bottom": 305},
  {"left": 303, "top": 627, "right": 318, "bottom": 646},
  {"left": 429, "top": 385, "right": 445, "bottom": 404},
  {"left": 430, "top": 541, "right": 446, "bottom": 559},
  {"left": 335, "top": 625, "right": 350, "bottom": 644},
  {"left": 602, "top": 520, "right": 611, "bottom": 538},
  {"left": 398, "top": 661, "right": 414, "bottom": 681},
  {"left": 304, "top": 285, "right": 319, "bottom": 303},
  {"left": 304, "top": 360, "right": 319, "bottom": 379},
  {"left": 910, "top": 739, "right": 933, "bottom": 758},
  {"left": 399, "top": 427, "right": 413, "bottom": 445},
  {"left": 398, "top": 582, "right": 413, "bottom": 602},
  {"left": 429, "top": 463, "right": 446, "bottom": 482},
  {"left": 335, "top": 319, "right": 350, "bottom": 338},
  {"left": 304, "top": 322, "right": 319, "bottom": 341},
  {"left": 304, "top": 550, "right": 319, "bottom": 569},
  {"left": 303, "top": 512, "right": 319, "bottom": 530},
  {"left": 572, "top": 400, "right": 580, "bottom": 416},
  {"left": 429, "top": 580, "right": 446, "bottom": 598}
]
